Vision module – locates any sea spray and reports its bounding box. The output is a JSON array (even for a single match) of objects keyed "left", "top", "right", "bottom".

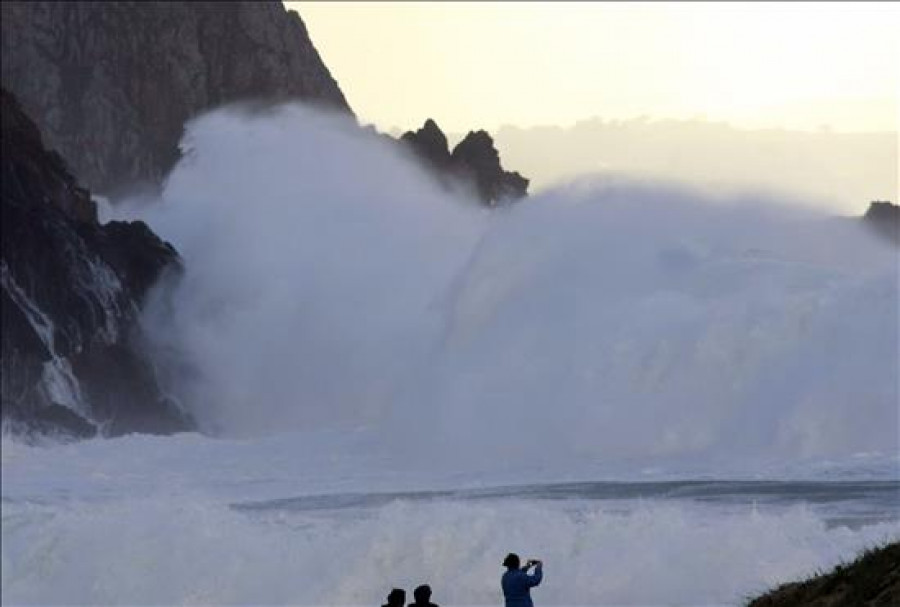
[{"left": 123, "top": 102, "right": 899, "bottom": 474}]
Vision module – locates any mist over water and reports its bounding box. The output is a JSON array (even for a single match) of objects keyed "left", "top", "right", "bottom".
[{"left": 133, "top": 103, "right": 898, "bottom": 475}]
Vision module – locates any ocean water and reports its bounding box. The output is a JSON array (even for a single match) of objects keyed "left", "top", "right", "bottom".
[
  {"left": 4, "top": 104, "right": 898, "bottom": 606},
  {"left": 2, "top": 433, "right": 898, "bottom": 606}
]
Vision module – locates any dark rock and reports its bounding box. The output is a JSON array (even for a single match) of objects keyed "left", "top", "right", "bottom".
[
  {"left": 400, "top": 119, "right": 453, "bottom": 171},
  {"left": 1, "top": 1, "right": 351, "bottom": 195},
  {"left": 31, "top": 404, "right": 98, "bottom": 440},
  {"left": 69, "top": 341, "right": 188, "bottom": 437},
  {"left": 400, "top": 119, "right": 529, "bottom": 205},
  {"left": 451, "top": 130, "right": 529, "bottom": 204},
  {"left": 86, "top": 220, "right": 180, "bottom": 303},
  {"left": 862, "top": 201, "right": 899, "bottom": 246},
  {"left": 0, "top": 82, "right": 97, "bottom": 223},
  {"left": 1, "top": 88, "right": 192, "bottom": 436}
]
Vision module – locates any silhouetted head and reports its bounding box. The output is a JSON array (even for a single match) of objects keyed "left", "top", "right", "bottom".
[
  {"left": 385, "top": 588, "right": 405, "bottom": 607},
  {"left": 503, "top": 553, "right": 520, "bottom": 569},
  {"left": 413, "top": 584, "right": 432, "bottom": 604}
]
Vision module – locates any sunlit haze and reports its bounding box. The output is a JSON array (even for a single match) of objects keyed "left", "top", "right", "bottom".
[
  {"left": 290, "top": 2, "right": 899, "bottom": 134},
  {"left": 288, "top": 1, "right": 898, "bottom": 211}
]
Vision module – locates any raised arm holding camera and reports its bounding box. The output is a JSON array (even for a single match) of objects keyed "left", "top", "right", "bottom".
[{"left": 501, "top": 553, "right": 543, "bottom": 607}]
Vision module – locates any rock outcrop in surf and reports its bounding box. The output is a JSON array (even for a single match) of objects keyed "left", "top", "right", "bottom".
[{"left": 1, "top": 89, "right": 191, "bottom": 437}]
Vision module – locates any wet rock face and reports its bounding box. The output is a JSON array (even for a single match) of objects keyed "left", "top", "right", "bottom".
[
  {"left": 1, "top": 1, "right": 350, "bottom": 195},
  {"left": 30, "top": 404, "right": 98, "bottom": 440},
  {"left": 1, "top": 89, "right": 191, "bottom": 437},
  {"left": 400, "top": 119, "right": 529, "bottom": 205}
]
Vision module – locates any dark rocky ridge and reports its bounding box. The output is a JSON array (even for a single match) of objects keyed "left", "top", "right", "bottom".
[
  {"left": 862, "top": 201, "right": 899, "bottom": 246},
  {"left": 1, "top": 1, "right": 350, "bottom": 195},
  {"left": 1, "top": 89, "right": 191, "bottom": 437},
  {"left": 401, "top": 119, "right": 529, "bottom": 205}
]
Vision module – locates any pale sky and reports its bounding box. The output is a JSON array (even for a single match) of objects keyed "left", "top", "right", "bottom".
[{"left": 288, "top": 2, "right": 899, "bottom": 135}]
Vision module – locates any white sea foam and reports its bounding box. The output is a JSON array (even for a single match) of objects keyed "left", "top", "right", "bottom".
[
  {"left": 2, "top": 474, "right": 897, "bottom": 605},
  {"left": 2, "top": 430, "right": 897, "bottom": 606}
]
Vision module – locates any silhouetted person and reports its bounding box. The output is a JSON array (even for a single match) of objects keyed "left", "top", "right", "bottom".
[
  {"left": 501, "top": 553, "right": 543, "bottom": 607},
  {"left": 409, "top": 584, "right": 439, "bottom": 607},
  {"left": 383, "top": 588, "right": 406, "bottom": 607}
]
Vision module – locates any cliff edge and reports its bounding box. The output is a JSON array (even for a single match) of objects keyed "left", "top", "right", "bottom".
[{"left": 1, "top": 1, "right": 351, "bottom": 195}]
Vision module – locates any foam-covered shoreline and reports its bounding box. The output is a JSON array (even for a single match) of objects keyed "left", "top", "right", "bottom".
[{"left": 3, "top": 432, "right": 898, "bottom": 605}]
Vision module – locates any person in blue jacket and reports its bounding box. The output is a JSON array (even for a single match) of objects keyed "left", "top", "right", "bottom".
[{"left": 501, "top": 553, "right": 543, "bottom": 607}]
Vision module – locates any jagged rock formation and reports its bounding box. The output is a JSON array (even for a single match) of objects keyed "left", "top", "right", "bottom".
[
  {"left": 862, "top": 201, "right": 899, "bottom": 246},
  {"left": 1, "top": 1, "right": 350, "bottom": 195},
  {"left": 452, "top": 130, "right": 529, "bottom": 204},
  {"left": 401, "top": 119, "right": 454, "bottom": 171},
  {"left": 1, "top": 89, "right": 191, "bottom": 437},
  {"left": 401, "top": 119, "right": 529, "bottom": 205},
  {"left": 747, "top": 542, "right": 900, "bottom": 607}
]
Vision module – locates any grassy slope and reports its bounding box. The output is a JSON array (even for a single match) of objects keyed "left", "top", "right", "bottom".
[{"left": 746, "top": 542, "right": 900, "bottom": 607}]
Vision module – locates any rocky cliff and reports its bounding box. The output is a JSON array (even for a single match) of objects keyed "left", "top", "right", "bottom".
[
  {"left": 401, "top": 119, "right": 528, "bottom": 205},
  {"left": 1, "top": 1, "right": 350, "bottom": 195},
  {"left": 1, "top": 89, "right": 191, "bottom": 437}
]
